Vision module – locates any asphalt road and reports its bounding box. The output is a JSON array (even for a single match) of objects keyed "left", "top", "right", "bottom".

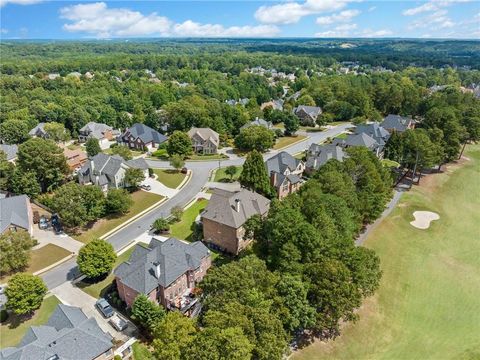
[{"left": 41, "top": 123, "right": 351, "bottom": 290}]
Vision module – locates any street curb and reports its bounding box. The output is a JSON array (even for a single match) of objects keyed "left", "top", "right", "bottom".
[
  {"left": 176, "top": 170, "right": 192, "bottom": 190},
  {"left": 274, "top": 135, "right": 310, "bottom": 151},
  {"left": 33, "top": 253, "right": 76, "bottom": 276}
]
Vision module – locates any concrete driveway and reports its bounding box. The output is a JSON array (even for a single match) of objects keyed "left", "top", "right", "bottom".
[
  {"left": 141, "top": 176, "right": 179, "bottom": 198},
  {"left": 32, "top": 227, "right": 83, "bottom": 254},
  {"left": 50, "top": 281, "right": 136, "bottom": 341}
]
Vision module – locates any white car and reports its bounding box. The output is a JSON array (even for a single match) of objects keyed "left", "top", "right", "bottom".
[{"left": 109, "top": 314, "right": 128, "bottom": 331}]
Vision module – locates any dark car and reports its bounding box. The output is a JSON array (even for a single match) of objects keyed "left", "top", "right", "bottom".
[
  {"left": 96, "top": 298, "right": 114, "bottom": 318},
  {"left": 50, "top": 214, "right": 63, "bottom": 234}
]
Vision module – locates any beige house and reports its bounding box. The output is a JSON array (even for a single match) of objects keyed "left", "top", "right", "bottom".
[
  {"left": 201, "top": 188, "right": 270, "bottom": 255},
  {"left": 187, "top": 127, "right": 220, "bottom": 154},
  {"left": 265, "top": 151, "right": 305, "bottom": 199}
]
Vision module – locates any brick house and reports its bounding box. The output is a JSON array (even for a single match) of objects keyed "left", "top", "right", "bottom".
[
  {"left": 114, "top": 238, "right": 211, "bottom": 316},
  {"left": 293, "top": 105, "right": 322, "bottom": 126},
  {"left": 265, "top": 151, "right": 305, "bottom": 199},
  {"left": 187, "top": 127, "right": 220, "bottom": 154},
  {"left": 201, "top": 188, "right": 270, "bottom": 255},
  {"left": 118, "top": 123, "right": 167, "bottom": 151}
]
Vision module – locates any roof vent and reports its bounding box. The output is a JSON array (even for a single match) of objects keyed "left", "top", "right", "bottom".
[{"left": 234, "top": 199, "right": 241, "bottom": 213}]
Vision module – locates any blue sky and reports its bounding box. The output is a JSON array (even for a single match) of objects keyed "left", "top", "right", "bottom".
[{"left": 1, "top": 0, "right": 479, "bottom": 39}]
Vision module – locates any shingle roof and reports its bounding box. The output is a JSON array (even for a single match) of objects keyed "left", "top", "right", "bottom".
[
  {"left": 306, "top": 144, "right": 347, "bottom": 171},
  {"left": 0, "top": 195, "right": 31, "bottom": 234},
  {"left": 114, "top": 238, "right": 210, "bottom": 294},
  {"left": 28, "top": 123, "right": 47, "bottom": 137},
  {"left": 333, "top": 133, "right": 379, "bottom": 150},
  {"left": 354, "top": 123, "right": 390, "bottom": 146},
  {"left": 122, "top": 123, "right": 167, "bottom": 145},
  {"left": 79, "top": 122, "right": 113, "bottom": 140},
  {"left": 265, "top": 151, "right": 302, "bottom": 176},
  {"left": 381, "top": 114, "right": 413, "bottom": 132},
  {"left": 294, "top": 105, "right": 322, "bottom": 118},
  {"left": 0, "top": 144, "right": 18, "bottom": 161},
  {"left": 0, "top": 304, "right": 113, "bottom": 360},
  {"left": 240, "top": 118, "right": 272, "bottom": 130},
  {"left": 187, "top": 128, "right": 220, "bottom": 146},
  {"left": 201, "top": 188, "right": 270, "bottom": 229}
]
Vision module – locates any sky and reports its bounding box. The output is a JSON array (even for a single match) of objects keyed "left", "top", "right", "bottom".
[{"left": 0, "top": 0, "right": 479, "bottom": 39}]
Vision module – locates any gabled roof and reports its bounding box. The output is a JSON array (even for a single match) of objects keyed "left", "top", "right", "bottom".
[
  {"left": 201, "top": 188, "right": 270, "bottom": 229},
  {"left": 122, "top": 123, "right": 167, "bottom": 145},
  {"left": 265, "top": 151, "right": 302, "bottom": 175},
  {"left": 1, "top": 304, "right": 113, "bottom": 360},
  {"left": 0, "top": 144, "right": 18, "bottom": 161},
  {"left": 354, "top": 123, "right": 390, "bottom": 145},
  {"left": 381, "top": 114, "right": 413, "bottom": 132},
  {"left": 79, "top": 122, "right": 113, "bottom": 140},
  {"left": 0, "top": 195, "right": 31, "bottom": 234},
  {"left": 28, "top": 123, "right": 47, "bottom": 137},
  {"left": 294, "top": 105, "right": 322, "bottom": 118},
  {"left": 240, "top": 118, "right": 272, "bottom": 130},
  {"left": 333, "top": 133, "right": 379, "bottom": 150},
  {"left": 187, "top": 128, "right": 220, "bottom": 146},
  {"left": 306, "top": 144, "right": 347, "bottom": 170},
  {"left": 114, "top": 238, "right": 210, "bottom": 294}
]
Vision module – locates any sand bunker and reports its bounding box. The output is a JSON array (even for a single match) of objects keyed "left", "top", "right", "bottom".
[{"left": 410, "top": 211, "right": 440, "bottom": 229}]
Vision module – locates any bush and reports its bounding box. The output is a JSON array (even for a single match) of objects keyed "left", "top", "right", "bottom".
[
  {"left": 0, "top": 310, "right": 9, "bottom": 322},
  {"left": 152, "top": 218, "right": 170, "bottom": 233},
  {"left": 171, "top": 206, "right": 183, "bottom": 222}
]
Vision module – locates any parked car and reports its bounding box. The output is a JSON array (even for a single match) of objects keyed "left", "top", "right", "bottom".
[
  {"left": 50, "top": 213, "right": 63, "bottom": 234},
  {"left": 38, "top": 216, "right": 49, "bottom": 230},
  {"left": 140, "top": 184, "right": 151, "bottom": 191},
  {"left": 96, "top": 298, "right": 114, "bottom": 318},
  {"left": 109, "top": 315, "right": 128, "bottom": 331}
]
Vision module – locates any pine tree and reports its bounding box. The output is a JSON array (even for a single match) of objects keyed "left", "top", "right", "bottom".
[{"left": 239, "top": 150, "right": 273, "bottom": 197}]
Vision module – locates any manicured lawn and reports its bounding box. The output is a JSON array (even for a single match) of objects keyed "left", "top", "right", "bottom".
[
  {"left": 104, "top": 147, "right": 144, "bottom": 157},
  {"left": 132, "top": 341, "right": 154, "bottom": 360},
  {"left": 170, "top": 199, "right": 208, "bottom": 241},
  {"left": 153, "top": 169, "right": 187, "bottom": 189},
  {"left": 0, "top": 295, "right": 61, "bottom": 348},
  {"left": 213, "top": 165, "right": 242, "bottom": 182},
  {"left": 335, "top": 132, "right": 348, "bottom": 139},
  {"left": 273, "top": 135, "right": 307, "bottom": 150},
  {"left": 77, "top": 242, "right": 149, "bottom": 298},
  {"left": 73, "top": 191, "right": 164, "bottom": 243},
  {"left": 0, "top": 244, "right": 72, "bottom": 283},
  {"left": 187, "top": 153, "right": 228, "bottom": 161},
  {"left": 293, "top": 145, "right": 480, "bottom": 360}
]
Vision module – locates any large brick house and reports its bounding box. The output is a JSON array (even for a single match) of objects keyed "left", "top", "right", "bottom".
[
  {"left": 115, "top": 238, "right": 211, "bottom": 316},
  {"left": 265, "top": 151, "right": 305, "bottom": 199},
  {"left": 201, "top": 188, "right": 270, "bottom": 255},
  {"left": 187, "top": 127, "right": 220, "bottom": 154},
  {"left": 118, "top": 123, "right": 167, "bottom": 151},
  {"left": 293, "top": 105, "right": 322, "bottom": 126}
]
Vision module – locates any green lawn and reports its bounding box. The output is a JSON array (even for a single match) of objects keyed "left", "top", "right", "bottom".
[
  {"left": 0, "top": 295, "right": 61, "bottom": 348},
  {"left": 335, "top": 132, "right": 348, "bottom": 139},
  {"left": 170, "top": 199, "right": 208, "bottom": 241},
  {"left": 73, "top": 191, "right": 164, "bottom": 243},
  {"left": 273, "top": 135, "right": 307, "bottom": 150},
  {"left": 77, "top": 242, "right": 149, "bottom": 298},
  {"left": 187, "top": 153, "right": 228, "bottom": 161},
  {"left": 213, "top": 165, "right": 242, "bottom": 182},
  {"left": 132, "top": 342, "right": 154, "bottom": 360},
  {"left": 294, "top": 145, "right": 480, "bottom": 360},
  {"left": 153, "top": 169, "right": 187, "bottom": 189},
  {"left": 104, "top": 147, "right": 144, "bottom": 157}
]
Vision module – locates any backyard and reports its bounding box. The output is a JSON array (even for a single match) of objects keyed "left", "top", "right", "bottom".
[
  {"left": 170, "top": 199, "right": 209, "bottom": 241},
  {"left": 73, "top": 190, "right": 164, "bottom": 243},
  {"left": 273, "top": 135, "right": 307, "bottom": 150},
  {"left": 153, "top": 169, "right": 187, "bottom": 189},
  {"left": 213, "top": 165, "right": 242, "bottom": 182},
  {"left": 293, "top": 145, "right": 480, "bottom": 360},
  {"left": 0, "top": 295, "right": 61, "bottom": 348}
]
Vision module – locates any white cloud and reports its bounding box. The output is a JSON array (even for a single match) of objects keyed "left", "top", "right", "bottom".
[
  {"left": 368, "top": 6, "right": 377, "bottom": 12},
  {"left": 314, "top": 22, "right": 357, "bottom": 37},
  {"left": 255, "top": 0, "right": 352, "bottom": 25},
  {"left": 403, "top": 2, "right": 438, "bottom": 16},
  {"left": 360, "top": 29, "right": 393, "bottom": 37},
  {"left": 409, "top": 9, "right": 455, "bottom": 29},
  {"left": 60, "top": 2, "right": 279, "bottom": 38},
  {"left": 0, "top": 0, "right": 42, "bottom": 7},
  {"left": 0, "top": 28, "right": 8, "bottom": 34},
  {"left": 316, "top": 9, "right": 360, "bottom": 25}
]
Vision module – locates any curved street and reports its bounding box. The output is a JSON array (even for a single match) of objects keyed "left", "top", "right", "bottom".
[{"left": 41, "top": 123, "right": 351, "bottom": 289}]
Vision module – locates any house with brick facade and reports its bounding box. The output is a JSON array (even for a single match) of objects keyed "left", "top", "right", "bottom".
[
  {"left": 293, "top": 105, "right": 322, "bottom": 126},
  {"left": 265, "top": 151, "right": 305, "bottom": 199},
  {"left": 118, "top": 123, "right": 167, "bottom": 151},
  {"left": 187, "top": 127, "right": 220, "bottom": 154},
  {"left": 114, "top": 237, "right": 211, "bottom": 316},
  {"left": 201, "top": 188, "right": 270, "bottom": 255}
]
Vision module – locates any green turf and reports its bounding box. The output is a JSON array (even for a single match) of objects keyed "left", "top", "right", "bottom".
[
  {"left": 153, "top": 169, "right": 187, "bottom": 189},
  {"left": 132, "top": 342, "right": 154, "bottom": 360},
  {"left": 213, "top": 165, "right": 242, "bottom": 182},
  {"left": 294, "top": 145, "right": 480, "bottom": 360},
  {"left": 170, "top": 199, "right": 208, "bottom": 241},
  {"left": 0, "top": 295, "right": 61, "bottom": 349},
  {"left": 187, "top": 153, "right": 228, "bottom": 161},
  {"left": 273, "top": 135, "right": 307, "bottom": 150}
]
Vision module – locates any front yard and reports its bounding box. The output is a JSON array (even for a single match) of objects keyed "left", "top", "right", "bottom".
[
  {"left": 153, "top": 169, "right": 187, "bottom": 189},
  {"left": 0, "top": 295, "right": 61, "bottom": 348},
  {"left": 187, "top": 153, "right": 228, "bottom": 161},
  {"left": 213, "top": 165, "right": 242, "bottom": 182},
  {"left": 273, "top": 135, "right": 307, "bottom": 150},
  {"left": 73, "top": 191, "right": 164, "bottom": 243},
  {"left": 169, "top": 199, "right": 208, "bottom": 241}
]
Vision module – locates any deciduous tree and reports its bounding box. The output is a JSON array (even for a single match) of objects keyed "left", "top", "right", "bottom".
[
  {"left": 6, "top": 273, "right": 47, "bottom": 315},
  {"left": 234, "top": 125, "right": 274, "bottom": 152},
  {"left": 106, "top": 188, "right": 132, "bottom": 214},
  {"left": 131, "top": 294, "right": 166, "bottom": 332},
  {"left": 125, "top": 168, "right": 145, "bottom": 188},
  {"left": 0, "top": 230, "right": 37, "bottom": 275},
  {"left": 167, "top": 131, "right": 193, "bottom": 158},
  {"left": 0, "top": 119, "right": 30, "bottom": 144},
  {"left": 77, "top": 238, "right": 116, "bottom": 279},
  {"left": 85, "top": 137, "right": 101, "bottom": 157}
]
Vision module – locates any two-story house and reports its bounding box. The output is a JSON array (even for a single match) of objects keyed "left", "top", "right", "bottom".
[
  {"left": 265, "top": 151, "right": 305, "bottom": 199},
  {"left": 115, "top": 237, "right": 211, "bottom": 316},
  {"left": 293, "top": 105, "right": 322, "bottom": 126},
  {"left": 78, "top": 122, "right": 119, "bottom": 149},
  {"left": 201, "top": 188, "right": 270, "bottom": 255},
  {"left": 332, "top": 132, "right": 384, "bottom": 158},
  {"left": 118, "top": 123, "right": 167, "bottom": 151},
  {"left": 240, "top": 117, "right": 273, "bottom": 130},
  {"left": 28, "top": 123, "right": 49, "bottom": 139},
  {"left": 187, "top": 127, "right": 220, "bottom": 154},
  {"left": 305, "top": 144, "right": 347, "bottom": 174},
  {"left": 381, "top": 114, "right": 415, "bottom": 133}
]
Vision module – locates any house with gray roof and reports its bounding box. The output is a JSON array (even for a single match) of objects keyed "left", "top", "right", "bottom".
[
  {"left": 381, "top": 114, "right": 415, "bottom": 133},
  {"left": 79, "top": 122, "right": 119, "bottom": 149},
  {"left": 293, "top": 105, "right": 322, "bottom": 126},
  {"left": 265, "top": 151, "right": 305, "bottom": 199},
  {"left": 261, "top": 99, "right": 284, "bottom": 111},
  {"left": 187, "top": 127, "right": 220, "bottom": 154},
  {"left": 354, "top": 123, "right": 390, "bottom": 149},
  {"left": 0, "top": 144, "right": 18, "bottom": 162},
  {"left": 332, "top": 132, "right": 383, "bottom": 158},
  {"left": 28, "top": 123, "right": 49, "bottom": 139},
  {"left": 78, "top": 153, "right": 149, "bottom": 192},
  {"left": 0, "top": 304, "right": 114, "bottom": 360},
  {"left": 118, "top": 123, "right": 167, "bottom": 152},
  {"left": 240, "top": 117, "right": 273, "bottom": 130},
  {"left": 305, "top": 144, "right": 347, "bottom": 174},
  {"left": 201, "top": 188, "right": 270, "bottom": 255},
  {"left": 115, "top": 237, "right": 211, "bottom": 315},
  {"left": 0, "top": 195, "right": 33, "bottom": 235}
]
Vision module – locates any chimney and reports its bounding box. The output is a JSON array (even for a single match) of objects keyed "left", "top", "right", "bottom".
[
  {"left": 234, "top": 198, "right": 241, "bottom": 213},
  {"left": 270, "top": 171, "right": 277, "bottom": 187},
  {"left": 154, "top": 262, "right": 161, "bottom": 279}
]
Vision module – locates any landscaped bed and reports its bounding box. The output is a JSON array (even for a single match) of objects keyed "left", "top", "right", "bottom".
[
  {"left": 153, "top": 169, "right": 187, "bottom": 189},
  {"left": 169, "top": 199, "right": 208, "bottom": 241},
  {"left": 73, "top": 191, "right": 164, "bottom": 243},
  {"left": 187, "top": 153, "right": 228, "bottom": 161},
  {"left": 273, "top": 135, "right": 307, "bottom": 150},
  {"left": 213, "top": 165, "right": 242, "bottom": 182},
  {"left": 293, "top": 145, "right": 480, "bottom": 360},
  {"left": 0, "top": 295, "right": 61, "bottom": 348}
]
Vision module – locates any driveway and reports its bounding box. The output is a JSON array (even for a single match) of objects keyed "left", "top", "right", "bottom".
[
  {"left": 141, "top": 176, "right": 179, "bottom": 198},
  {"left": 32, "top": 227, "right": 83, "bottom": 254},
  {"left": 50, "top": 281, "right": 136, "bottom": 341}
]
